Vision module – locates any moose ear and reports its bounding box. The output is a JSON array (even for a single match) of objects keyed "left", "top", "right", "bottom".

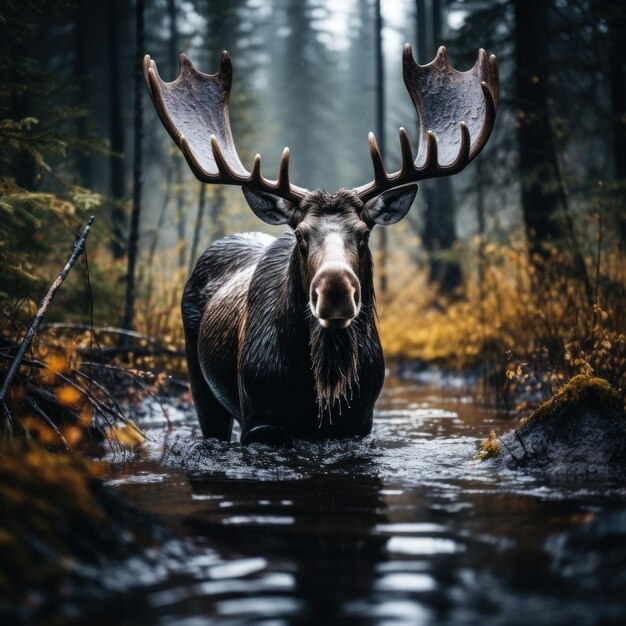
[
  {"left": 242, "top": 187, "right": 299, "bottom": 226},
  {"left": 362, "top": 184, "right": 418, "bottom": 226}
]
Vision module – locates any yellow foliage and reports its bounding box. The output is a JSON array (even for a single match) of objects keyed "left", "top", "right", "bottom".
[
  {"left": 107, "top": 422, "right": 144, "bottom": 449},
  {"left": 379, "top": 233, "right": 626, "bottom": 409},
  {"left": 476, "top": 430, "right": 500, "bottom": 461},
  {"left": 40, "top": 354, "right": 67, "bottom": 384},
  {"left": 56, "top": 384, "right": 82, "bottom": 407}
]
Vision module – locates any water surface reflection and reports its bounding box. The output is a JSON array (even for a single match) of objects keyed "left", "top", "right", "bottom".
[{"left": 97, "top": 376, "right": 626, "bottom": 625}]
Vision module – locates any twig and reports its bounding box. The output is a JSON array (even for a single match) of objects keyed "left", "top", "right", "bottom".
[
  {"left": 514, "top": 429, "right": 530, "bottom": 460},
  {"left": 79, "top": 362, "right": 172, "bottom": 430},
  {"left": 0, "top": 217, "right": 95, "bottom": 429},
  {"left": 45, "top": 322, "right": 163, "bottom": 344},
  {"left": 498, "top": 434, "right": 520, "bottom": 463},
  {"left": 78, "top": 345, "right": 184, "bottom": 359},
  {"left": 24, "top": 396, "right": 70, "bottom": 450},
  {"left": 0, "top": 351, "right": 140, "bottom": 433}
]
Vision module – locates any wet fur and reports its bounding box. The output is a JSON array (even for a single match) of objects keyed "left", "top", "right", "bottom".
[{"left": 182, "top": 227, "right": 384, "bottom": 444}]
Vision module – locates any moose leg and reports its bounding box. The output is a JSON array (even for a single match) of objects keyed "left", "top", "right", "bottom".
[
  {"left": 238, "top": 378, "right": 296, "bottom": 446},
  {"left": 182, "top": 291, "right": 233, "bottom": 441}
]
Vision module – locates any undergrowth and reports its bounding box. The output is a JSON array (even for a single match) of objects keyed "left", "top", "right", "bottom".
[{"left": 380, "top": 232, "right": 626, "bottom": 411}]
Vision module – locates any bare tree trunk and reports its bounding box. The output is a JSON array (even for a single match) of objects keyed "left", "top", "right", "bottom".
[
  {"left": 73, "top": 1, "right": 92, "bottom": 187},
  {"left": 374, "top": 0, "right": 388, "bottom": 295},
  {"left": 108, "top": 0, "right": 127, "bottom": 259},
  {"left": 513, "top": 0, "right": 564, "bottom": 251},
  {"left": 189, "top": 184, "right": 207, "bottom": 274},
  {"left": 211, "top": 187, "right": 225, "bottom": 241},
  {"left": 122, "top": 0, "right": 144, "bottom": 332},
  {"left": 475, "top": 157, "right": 486, "bottom": 287},
  {"left": 167, "top": 0, "right": 187, "bottom": 269},
  {"left": 514, "top": 0, "right": 592, "bottom": 301},
  {"left": 602, "top": 4, "right": 626, "bottom": 250}
]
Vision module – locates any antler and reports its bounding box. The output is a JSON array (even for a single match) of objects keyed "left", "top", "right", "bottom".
[
  {"left": 144, "top": 52, "right": 308, "bottom": 203},
  {"left": 355, "top": 45, "right": 498, "bottom": 203}
]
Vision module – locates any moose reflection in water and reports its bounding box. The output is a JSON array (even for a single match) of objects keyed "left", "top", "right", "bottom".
[
  {"left": 144, "top": 45, "right": 498, "bottom": 444},
  {"left": 186, "top": 471, "right": 389, "bottom": 624}
]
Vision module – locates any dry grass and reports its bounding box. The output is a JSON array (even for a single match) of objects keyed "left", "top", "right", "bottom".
[{"left": 380, "top": 232, "right": 626, "bottom": 410}]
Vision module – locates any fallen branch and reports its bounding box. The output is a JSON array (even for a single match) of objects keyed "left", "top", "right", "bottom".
[
  {"left": 0, "top": 352, "right": 147, "bottom": 446},
  {"left": 44, "top": 322, "right": 162, "bottom": 344},
  {"left": 78, "top": 345, "right": 185, "bottom": 359},
  {"left": 0, "top": 216, "right": 95, "bottom": 432}
]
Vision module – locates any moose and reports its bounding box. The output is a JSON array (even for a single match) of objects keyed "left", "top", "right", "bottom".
[{"left": 144, "top": 44, "right": 498, "bottom": 445}]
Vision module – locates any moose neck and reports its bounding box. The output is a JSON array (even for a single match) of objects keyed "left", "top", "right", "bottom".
[{"left": 287, "top": 240, "right": 378, "bottom": 418}]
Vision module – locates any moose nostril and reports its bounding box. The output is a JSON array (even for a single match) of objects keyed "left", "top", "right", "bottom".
[{"left": 311, "top": 287, "right": 320, "bottom": 309}]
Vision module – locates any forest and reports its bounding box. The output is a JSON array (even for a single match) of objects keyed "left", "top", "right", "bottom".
[{"left": 1, "top": 0, "right": 625, "bottom": 624}]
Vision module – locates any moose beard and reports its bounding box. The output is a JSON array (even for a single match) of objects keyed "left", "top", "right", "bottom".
[{"left": 309, "top": 318, "right": 362, "bottom": 424}]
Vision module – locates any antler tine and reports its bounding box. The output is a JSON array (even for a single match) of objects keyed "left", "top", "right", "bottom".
[
  {"left": 398, "top": 127, "right": 413, "bottom": 176},
  {"left": 456, "top": 122, "right": 471, "bottom": 170},
  {"left": 250, "top": 153, "right": 263, "bottom": 185},
  {"left": 210, "top": 134, "right": 242, "bottom": 183},
  {"left": 277, "top": 147, "right": 291, "bottom": 195},
  {"left": 144, "top": 51, "right": 308, "bottom": 204},
  {"left": 423, "top": 130, "right": 439, "bottom": 176},
  {"left": 368, "top": 132, "right": 388, "bottom": 185},
  {"left": 355, "top": 44, "right": 499, "bottom": 203}
]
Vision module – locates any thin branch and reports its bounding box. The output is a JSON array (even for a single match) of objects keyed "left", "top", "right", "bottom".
[
  {"left": 0, "top": 217, "right": 95, "bottom": 428},
  {"left": 45, "top": 322, "right": 162, "bottom": 344},
  {"left": 24, "top": 396, "right": 70, "bottom": 450},
  {"left": 79, "top": 345, "right": 184, "bottom": 359}
]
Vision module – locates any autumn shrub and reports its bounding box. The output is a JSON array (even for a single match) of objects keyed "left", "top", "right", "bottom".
[{"left": 380, "top": 231, "right": 626, "bottom": 410}]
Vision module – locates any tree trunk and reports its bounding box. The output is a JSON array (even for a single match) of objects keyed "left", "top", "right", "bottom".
[
  {"left": 514, "top": 0, "right": 593, "bottom": 302},
  {"left": 122, "top": 0, "right": 144, "bottom": 333},
  {"left": 73, "top": 1, "right": 92, "bottom": 188},
  {"left": 603, "top": 5, "right": 626, "bottom": 250},
  {"left": 108, "top": 0, "right": 127, "bottom": 259},
  {"left": 211, "top": 188, "right": 225, "bottom": 241},
  {"left": 513, "top": 0, "right": 564, "bottom": 252},
  {"left": 167, "top": 0, "right": 187, "bottom": 269},
  {"left": 189, "top": 184, "right": 207, "bottom": 275},
  {"left": 416, "top": 0, "right": 461, "bottom": 293},
  {"left": 374, "top": 0, "right": 388, "bottom": 295}
]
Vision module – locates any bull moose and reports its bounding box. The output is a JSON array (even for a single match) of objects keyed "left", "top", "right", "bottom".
[{"left": 144, "top": 44, "right": 498, "bottom": 444}]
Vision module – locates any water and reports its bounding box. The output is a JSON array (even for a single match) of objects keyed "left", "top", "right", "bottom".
[{"left": 95, "top": 376, "right": 626, "bottom": 625}]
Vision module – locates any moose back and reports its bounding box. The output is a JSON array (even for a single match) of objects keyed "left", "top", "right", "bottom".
[{"left": 144, "top": 44, "right": 498, "bottom": 444}]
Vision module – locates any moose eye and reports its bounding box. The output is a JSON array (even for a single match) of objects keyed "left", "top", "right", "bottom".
[
  {"left": 294, "top": 229, "right": 308, "bottom": 252},
  {"left": 359, "top": 230, "right": 371, "bottom": 250}
]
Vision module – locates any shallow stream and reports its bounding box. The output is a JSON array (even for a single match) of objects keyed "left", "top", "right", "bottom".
[{"left": 95, "top": 376, "right": 626, "bottom": 625}]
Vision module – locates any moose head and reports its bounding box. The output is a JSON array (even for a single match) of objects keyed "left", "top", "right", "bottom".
[{"left": 144, "top": 46, "right": 498, "bottom": 332}]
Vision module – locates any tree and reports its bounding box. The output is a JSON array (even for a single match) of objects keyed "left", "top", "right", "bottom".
[
  {"left": 107, "top": 0, "right": 127, "bottom": 259},
  {"left": 122, "top": 0, "right": 144, "bottom": 333},
  {"left": 513, "top": 0, "right": 565, "bottom": 252},
  {"left": 374, "top": 0, "right": 388, "bottom": 295},
  {"left": 593, "top": 2, "right": 626, "bottom": 249}
]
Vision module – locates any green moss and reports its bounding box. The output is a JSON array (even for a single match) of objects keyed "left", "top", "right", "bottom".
[{"left": 518, "top": 375, "right": 622, "bottom": 428}]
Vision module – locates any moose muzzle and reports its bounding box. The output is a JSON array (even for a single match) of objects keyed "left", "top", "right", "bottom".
[{"left": 310, "top": 266, "right": 361, "bottom": 329}]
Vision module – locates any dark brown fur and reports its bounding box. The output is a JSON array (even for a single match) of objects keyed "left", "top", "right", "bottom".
[{"left": 182, "top": 190, "right": 385, "bottom": 444}]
